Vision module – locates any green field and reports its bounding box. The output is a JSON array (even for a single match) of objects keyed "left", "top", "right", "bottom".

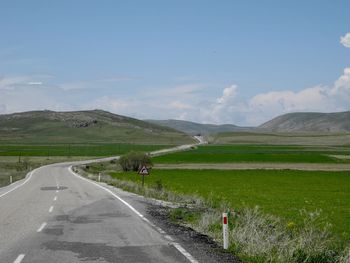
[
  {"left": 153, "top": 145, "right": 350, "bottom": 163},
  {"left": 0, "top": 143, "right": 170, "bottom": 157},
  {"left": 212, "top": 131, "right": 350, "bottom": 146},
  {"left": 110, "top": 169, "right": 350, "bottom": 242}
]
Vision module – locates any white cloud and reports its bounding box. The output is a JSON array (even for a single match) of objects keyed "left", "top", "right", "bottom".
[
  {"left": 0, "top": 76, "right": 29, "bottom": 89},
  {"left": 1, "top": 68, "right": 350, "bottom": 127},
  {"left": 101, "top": 76, "right": 139, "bottom": 82},
  {"left": 86, "top": 96, "right": 133, "bottom": 113},
  {"left": 59, "top": 82, "right": 87, "bottom": 91},
  {"left": 202, "top": 68, "right": 350, "bottom": 125},
  {"left": 168, "top": 101, "right": 193, "bottom": 110},
  {"left": 27, "top": 81, "right": 43, "bottom": 85},
  {"left": 340, "top": 33, "right": 350, "bottom": 48},
  {"left": 155, "top": 84, "right": 206, "bottom": 97}
]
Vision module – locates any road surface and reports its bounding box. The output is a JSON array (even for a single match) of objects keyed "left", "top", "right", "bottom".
[{"left": 0, "top": 142, "right": 206, "bottom": 263}]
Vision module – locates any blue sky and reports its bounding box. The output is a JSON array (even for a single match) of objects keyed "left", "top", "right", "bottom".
[{"left": 0, "top": 0, "right": 349, "bottom": 125}]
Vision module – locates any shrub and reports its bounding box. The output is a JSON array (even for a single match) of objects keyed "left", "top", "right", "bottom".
[{"left": 118, "top": 151, "right": 152, "bottom": 172}]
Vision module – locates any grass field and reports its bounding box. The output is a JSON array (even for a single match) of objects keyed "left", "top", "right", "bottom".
[
  {"left": 212, "top": 131, "right": 350, "bottom": 146},
  {"left": 109, "top": 169, "right": 350, "bottom": 242},
  {"left": 0, "top": 143, "right": 170, "bottom": 157},
  {"left": 153, "top": 145, "right": 350, "bottom": 164}
]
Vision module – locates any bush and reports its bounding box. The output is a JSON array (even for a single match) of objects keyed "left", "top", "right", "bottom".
[{"left": 118, "top": 151, "right": 152, "bottom": 172}]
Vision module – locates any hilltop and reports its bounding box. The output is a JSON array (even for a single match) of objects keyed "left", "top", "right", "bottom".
[
  {"left": 0, "top": 110, "right": 195, "bottom": 144},
  {"left": 259, "top": 111, "right": 350, "bottom": 133},
  {"left": 146, "top": 119, "right": 252, "bottom": 135}
]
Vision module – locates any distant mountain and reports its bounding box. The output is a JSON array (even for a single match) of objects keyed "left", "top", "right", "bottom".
[
  {"left": 0, "top": 110, "right": 194, "bottom": 144},
  {"left": 259, "top": 111, "right": 350, "bottom": 132},
  {"left": 146, "top": 119, "right": 253, "bottom": 135}
]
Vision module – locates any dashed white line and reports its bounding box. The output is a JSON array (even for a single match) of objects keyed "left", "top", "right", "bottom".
[
  {"left": 37, "top": 222, "right": 47, "bottom": 232},
  {"left": 53, "top": 196, "right": 57, "bottom": 201},
  {"left": 49, "top": 206, "right": 54, "bottom": 213},
  {"left": 13, "top": 254, "right": 25, "bottom": 263},
  {"left": 56, "top": 190, "right": 59, "bottom": 193},
  {"left": 69, "top": 166, "right": 198, "bottom": 263}
]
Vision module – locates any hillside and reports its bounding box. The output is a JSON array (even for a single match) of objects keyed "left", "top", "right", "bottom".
[
  {"left": 0, "top": 110, "right": 195, "bottom": 144},
  {"left": 259, "top": 111, "right": 350, "bottom": 133},
  {"left": 146, "top": 119, "right": 252, "bottom": 135}
]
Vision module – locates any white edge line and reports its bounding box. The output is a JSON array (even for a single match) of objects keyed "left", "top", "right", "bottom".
[
  {"left": 173, "top": 243, "right": 198, "bottom": 263},
  {"left": 0, "top": 171, "right": 33, "bottom": 199},
  {"left": 13, "top": 254, "right": 25, "bottom": 263},
  {"left": 68, "top": 166, "right": 198, "bottom": 263},
  {"left": 37, "top": 222, "right": 47, "bottom": 232}
]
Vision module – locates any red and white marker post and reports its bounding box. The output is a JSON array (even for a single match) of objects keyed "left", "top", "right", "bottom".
[{"left": 223, "top": 212, "right": 229, "bottom": 249}]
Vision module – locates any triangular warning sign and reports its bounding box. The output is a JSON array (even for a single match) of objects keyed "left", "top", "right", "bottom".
[{"left": 138, "top": 165, "right": 149, "bottom": 175}]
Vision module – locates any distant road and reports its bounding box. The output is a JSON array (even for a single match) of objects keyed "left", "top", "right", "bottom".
[{"left": 0, "top": 140, "right": 204, "bottom": 263}]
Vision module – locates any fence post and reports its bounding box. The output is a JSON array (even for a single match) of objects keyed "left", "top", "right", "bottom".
[{"left": 223, "top": 212, "right": 229, "bottom": 249}]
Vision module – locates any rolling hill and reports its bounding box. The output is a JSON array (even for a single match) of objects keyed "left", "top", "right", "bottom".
[
  {"left": 0, "top": 110, "right": 195, "bottom": 144},
  {"left": 146, "top": 119, "right": 252, "bottom": 135},
  {"left": 258, "top": 111, "right": 350, "bottom": 132}
]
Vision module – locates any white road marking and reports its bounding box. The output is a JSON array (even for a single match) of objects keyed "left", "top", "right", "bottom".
[
  {"left": 53, "top": 196, "right": 57, "bottom": 201},
  {"left": 56, "top": 190, "right": 59, "bottom": 193},
  {"left": 13, "top": 254, "right": 25, "bottom": 263},
  {"left": 37, "top": 222, "right": 47, "bottom": 232},
  {"left": 49, "top": 206, "right": 53, "bottom": 213},
  {"left": 69, "top": 166, "right": 198, "bottom": 263},
  {"left": 0, "top": 171, "right": 33, "bottom": 199},
  {"left": 173, "top": 243, "right": 198, "bottom": 263}
]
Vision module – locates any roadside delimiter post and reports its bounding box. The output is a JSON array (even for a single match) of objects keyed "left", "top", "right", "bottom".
[{"left": 223, "top": 212, "right": 229, "bottom": 249}]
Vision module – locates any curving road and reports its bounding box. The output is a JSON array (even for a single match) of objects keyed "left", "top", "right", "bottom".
[{"left": 0, "top": 140, "right": 206, "bottom": 263}]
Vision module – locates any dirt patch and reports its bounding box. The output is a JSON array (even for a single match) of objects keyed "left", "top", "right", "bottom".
[{"left": 154, "top": 163, "right": 350, "bottom": 171}]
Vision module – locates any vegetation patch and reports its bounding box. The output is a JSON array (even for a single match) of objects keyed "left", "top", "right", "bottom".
[{"left": 153, "top": 145, "right": 350, "bottom": 164}]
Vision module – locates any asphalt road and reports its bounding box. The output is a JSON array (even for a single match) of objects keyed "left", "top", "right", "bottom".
[{"left": 0, "top": 141, "right": 206, "bottom": 263}]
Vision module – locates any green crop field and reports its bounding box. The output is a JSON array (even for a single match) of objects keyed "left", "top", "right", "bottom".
[
  {"left": 153, "top": 145, "right": 350, "bottom": 163},
  {"left": 110, "top": 169, "right": 350, "bottom": 242},
  {"left": 0, "top": 143, "right": 170, "bottom": 157}
]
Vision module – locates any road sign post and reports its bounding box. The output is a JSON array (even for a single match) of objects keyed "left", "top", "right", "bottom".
[
  {"left": 223, "top": 212, "right": 229, "bottom": 249},
  {"left": 138, "top": 165, "right": 149, "bottom": 187}
]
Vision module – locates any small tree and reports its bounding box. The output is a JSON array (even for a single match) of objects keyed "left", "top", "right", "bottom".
[{"left": 119, "top": 151, "right": 152, "bottom": 172}]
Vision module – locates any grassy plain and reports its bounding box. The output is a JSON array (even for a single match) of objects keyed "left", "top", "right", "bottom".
[
  {"left": 0, "top": 144, "right": 170, "bottom": 157},
  {"left": 153, "top": 144, "right": 350, "bottom": 164},
  {"left": 211, "top": 131, "right": 350, "bottom": 146},
  {"left": 109, "top": 169, "right": 350, "bottom": 242}
]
